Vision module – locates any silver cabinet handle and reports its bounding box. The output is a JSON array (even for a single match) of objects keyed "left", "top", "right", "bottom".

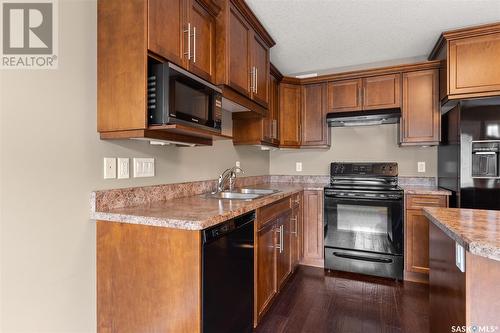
[
  {"left": 275, "top": 225, "right": 282, "bottom": 253},
  {"left": 184, "top": 23, "right": 191, "bottom": 60},
  {"left": 249, "top": 68, "right": 253, "bottom": 93},
  {"left": 193, "top": 26, "right": 196, "bottom": 63},
  {"left": 272, "top": 119, "right": 277, "bottom": 139},
  {"left": 290, "top": 217, "right": 297, "bottom": 235},
  {"left": 255, "top": 67, "right": 258, "bottom": 94},
  {"left": 280, "top": 225, "right": 283, "bottom": 253}
]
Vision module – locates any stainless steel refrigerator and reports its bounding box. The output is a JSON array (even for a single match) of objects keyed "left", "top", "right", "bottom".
[{"left": 438, "top": 97, "right": 500, "bottom": 210}]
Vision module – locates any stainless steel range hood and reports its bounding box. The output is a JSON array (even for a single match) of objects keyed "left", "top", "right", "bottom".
[{"left": 327, "top": 109, "right": 401, "bottom": 127}]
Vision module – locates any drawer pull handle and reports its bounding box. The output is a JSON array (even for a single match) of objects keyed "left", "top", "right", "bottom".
[{"left": 333, "top": 252, "right": 393, "bottom": 264}]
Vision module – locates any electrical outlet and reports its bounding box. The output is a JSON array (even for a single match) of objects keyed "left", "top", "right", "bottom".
[
  {"left": 103, "top": 158, "right": 116, "bottom": 179},
  {"left": 418, "top": 162, "right": 426, "bottom": 173},
  {"left": 296, "top": 162, "right": 302, "bottom": 172},
  {"left": 133, "top": 158, "right": 155, "bottom": 178},
  {"left": 117, "top": 158, "right": 130, "bottom": 179},
  {"left": 235, "top": 161, "right": 241, "bottom": 172}
]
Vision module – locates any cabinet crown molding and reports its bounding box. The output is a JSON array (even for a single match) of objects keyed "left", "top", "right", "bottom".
[
  {"left": 281, "top": 60, "right": 441, "bottom": 85},
  {"left": 429, "top": 22, "right": 500, "bottom": 60}
]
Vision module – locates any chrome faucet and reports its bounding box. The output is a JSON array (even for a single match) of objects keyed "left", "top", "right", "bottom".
[{"left": 214, "top": 166, "right": 244, "bottom": 193}]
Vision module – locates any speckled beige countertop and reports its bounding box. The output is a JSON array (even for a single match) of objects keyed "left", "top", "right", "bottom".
[
  {"left": 91, "top": 183, "right": 325, "bottom": 230},
  {"left": 399, "top": 185, "right": 451, "bottom": 196},
  {"left": 424, "top": 207, "right": 500, "bottom": 262}
]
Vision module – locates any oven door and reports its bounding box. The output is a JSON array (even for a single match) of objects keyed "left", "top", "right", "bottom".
[
  {"left": 324, "top": 194, "right": 403, "bottom": 255},
  {"left": 324, "top": 193, "right": 403, "bottom": 279}
]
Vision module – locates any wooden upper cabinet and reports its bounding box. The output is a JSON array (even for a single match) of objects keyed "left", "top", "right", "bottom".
[
  {"left": 186, "top": 0, "right": 217, "bottom": 83},
  {"left": 401, "top": 69, "right": 440, "bottom": 145},
  {"left": 251, "top": 33, "right": 270, "bottom": 107},
  {"left": 279, "top": 83, "right": 301, "bottom": 147},
  {"left": 301, "top": 83, "right": 329, "bottom": 147},
  {"left": 362, "top": 74, "right": 401, "bottom": 110},
  {"left": 429, "top": 23, "right": 500, "bottom": 102},
  {"left": 327, "top": 79, "right": 362, "bottom": 112},
  {"left": 232, "top": 65, "right": 281, "bottom": 147},
  {"left": 215, "top": 0, "right": 275, "bottom": 114},
  {"left": 148, "top": 0, "right": 185, "bottom": 66},
  {"left": 227, "top": 5, "right": 251, "bottom": 97},
  {"left": 263, "top": 70, "right": 280, "bottom": 144},
  {"left": 327, "top": 74, "right": 401, "bottom": 113},
  {"left": 448, "top": 33, "right": 500, "bottom": 96},
  {"left": 148, "top": 0, "right": 218, "bottom": 83}
]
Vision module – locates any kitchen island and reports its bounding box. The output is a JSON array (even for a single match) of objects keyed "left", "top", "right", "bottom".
[{"left": 423, "top": 207, "right": 500, "bottom": 333}]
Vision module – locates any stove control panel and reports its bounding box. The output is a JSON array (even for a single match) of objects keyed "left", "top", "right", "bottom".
[{"left": 330, "top": 162, "right": 398, "bottom": 177}]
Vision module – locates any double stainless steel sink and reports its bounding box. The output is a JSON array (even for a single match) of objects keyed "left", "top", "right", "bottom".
[{"left": 205, "top": 188, "right": 280, "bottom": 200}]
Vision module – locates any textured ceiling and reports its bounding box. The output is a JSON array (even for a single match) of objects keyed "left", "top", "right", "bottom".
[{"left": 246, "top": 0, "right": 500, "bottom": 76}]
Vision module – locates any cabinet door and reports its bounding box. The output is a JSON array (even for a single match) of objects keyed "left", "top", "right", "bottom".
[
  {"left": 187, "top": 0, "right": 216, "bottom": 83},
  {"left": 448, "top": 33, "right": 500, "bottom": 96},
  {"left": 263, "top": 73, "right": 279, "bottom": 144},
  {"left": 256, "top": 221, "right": 277, "bottom": 320},
  {"left": 279, "top": 83, "right": 301, "bottom": 147},
  {"left": 228, "top": 5, "right": 251, "bottom": 97},
  {"left": 362, "top": 74, "right": 401, "bottom": 110},
  {"left": 405, "top": 209, "right": 430, "bottom": 274},
  {"left": 401, "top": 69, "right": 440, "bottom": 145},
  {"left": 276, "top": 212, "right": 292, "bottom": 289},
  {"left": 327, "top": 79, "right": 362, "bottom": 113},
  {"left": 302, "top": 190, "right": 323, "bottom": 266},
  {"left": 251, "top": 33, "right": 270, "bottom": 107},
  {"left": 301, "top": 83, "right": 329, "bottom": 147},
  {"left": 148, "top": 0, "right": 186, "bottom": 67}
]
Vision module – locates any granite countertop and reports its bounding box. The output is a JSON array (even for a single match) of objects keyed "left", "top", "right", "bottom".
[
  {"left": 423, "top": 207, "right": 500, "bottom": 262},
  {"left": 399, "top": 185, "right": 451, "bottom": 196},
  {"left": 91, "top": 183, "right": 325, "bottom": 230}
]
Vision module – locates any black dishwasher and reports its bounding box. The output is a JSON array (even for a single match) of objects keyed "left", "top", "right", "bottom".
[{"left": 202, "top": 211, "right": 255, "bottom": 333}]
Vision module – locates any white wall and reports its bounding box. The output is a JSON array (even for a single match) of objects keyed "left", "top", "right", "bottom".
[
  {"left": 270, "top": 125, "right": 437, "bottom": 177},
  {"left": 0, "top": 1, "right": 269, "bottom": 331}
]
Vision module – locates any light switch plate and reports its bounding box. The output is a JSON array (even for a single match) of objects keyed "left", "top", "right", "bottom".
[
  {"left": 296, "top": 162, "right": 302, "bottom": 172},
  {"left": 117, "top": 158, "right": 130, "bottom": 179},
  {"left": 103, "top": 158, "right": 116, "bottom": 179},
  {"left": 133, "top": 158, "right": 155, "bottom": 178},
  {"left": 417, "top": 162, "right": 426, "bottom": 173}
]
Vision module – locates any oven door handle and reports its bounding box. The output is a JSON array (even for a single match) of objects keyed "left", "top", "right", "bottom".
[
  {"left": 324, "top": 195, "right": 402, "bottom": 202},
  {"left": 332, "top": 252, "right": 393, "bottom": 264}
]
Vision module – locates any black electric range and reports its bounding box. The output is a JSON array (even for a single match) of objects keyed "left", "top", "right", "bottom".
[{"left": 324, "top": 162, "right": 404, "bottom": 280}]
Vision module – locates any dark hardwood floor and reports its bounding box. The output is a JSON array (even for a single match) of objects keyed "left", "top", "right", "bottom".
[{"left": 254, "top": 266, "right": 429, "bottom": 333}]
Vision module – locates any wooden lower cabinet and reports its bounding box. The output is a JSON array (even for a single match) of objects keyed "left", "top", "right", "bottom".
[
  {"left": 97, "top": 222, "right": 202, "bottom": 333},
  {"left": 255, "top": 219, "right": 277, "bottom": 323},
  {"left": 255, "top": 193, "right": 303, "bottom": 326},
  {"left": 301, "top": 190, "right": 324, "bottom": 267},
  {"left": 404, "top": 194, "right": 448, "bottom": 283},
  {"left": 429, "top": 222, "right": 500, "bottom": 332}
]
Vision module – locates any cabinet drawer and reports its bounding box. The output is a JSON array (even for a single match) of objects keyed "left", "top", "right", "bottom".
[
  {"left": 406, "top": 195, "right": 447, "bottom": 210},
  {"left": 258, "top": 197, "right": 291, "bottom": 229}
]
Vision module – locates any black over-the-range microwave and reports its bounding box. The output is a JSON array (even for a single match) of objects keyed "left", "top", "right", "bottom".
[{"left": 147, "top": 62, "right": 223, "bottom": 132}]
